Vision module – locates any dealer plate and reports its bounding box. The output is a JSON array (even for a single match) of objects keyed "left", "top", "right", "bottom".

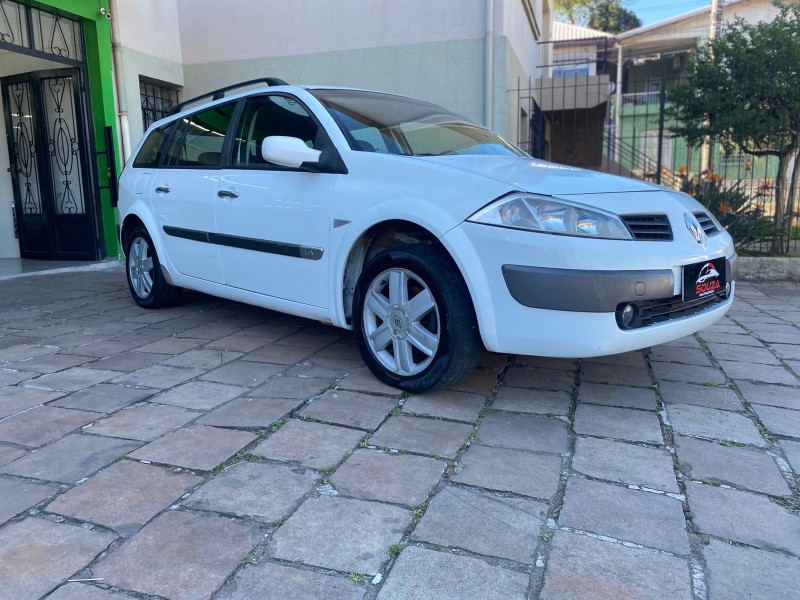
[{"left": 683, "top": 257, "right": 726, "bottom": 302}]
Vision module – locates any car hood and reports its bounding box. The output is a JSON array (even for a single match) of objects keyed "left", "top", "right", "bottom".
[{"left": 414, "top": 155, "right": 658, "bottom": 197}]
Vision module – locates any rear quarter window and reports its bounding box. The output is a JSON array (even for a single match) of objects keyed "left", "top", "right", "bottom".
[{"left": 132, "top": 123, "right": 174, "bottom": 168}]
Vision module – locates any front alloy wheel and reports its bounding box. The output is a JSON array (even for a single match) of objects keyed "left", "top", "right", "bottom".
[
  {"left": 353, "top": 244, "right": 481, "bottom": 392},
  {"left": 128, "top": 235, "right": 154, "bottom": 299},
  {"left": 124, "top": 225, "right": 182, "bottom": 309},
  {"left": 362, "top": 268, "right": 441, "bottom": 377}
]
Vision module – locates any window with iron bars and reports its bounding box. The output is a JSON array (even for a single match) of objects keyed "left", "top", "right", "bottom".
[{"left": 140, "top": 79, "right": 180, "bottom": 131}]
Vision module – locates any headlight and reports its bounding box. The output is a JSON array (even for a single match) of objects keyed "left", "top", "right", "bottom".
[{"left": 467, "top": 193, "right": 633, "bottom": 240}]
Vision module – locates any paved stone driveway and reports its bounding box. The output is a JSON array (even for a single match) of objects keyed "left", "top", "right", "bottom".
[{"left": 0, "top": 267, "right": 799, "bottom": 600}]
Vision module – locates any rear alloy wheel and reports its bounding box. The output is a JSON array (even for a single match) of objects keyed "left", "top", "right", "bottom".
[
  {"left": 354, "top": 244, "right": 481, "bottom": 392},
  {"left": 125, "top": 225, "right": 182, "bottom": 309}
]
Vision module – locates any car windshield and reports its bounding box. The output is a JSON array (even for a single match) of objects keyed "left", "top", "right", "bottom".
[{"left": 311, "top": 89, "right": 526, "bottom": 158}]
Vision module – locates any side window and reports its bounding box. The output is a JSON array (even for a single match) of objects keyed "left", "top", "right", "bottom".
[
  {"left": 233, "top": 95, "right": 321, "bottom": 167},
  {"left": 163, "top": 102, "right": 236, "bottom": 168},
  {"left": 132, "top": 123, "right": 174, "bottom": 168}
]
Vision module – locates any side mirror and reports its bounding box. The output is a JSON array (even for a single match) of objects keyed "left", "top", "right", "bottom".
[{"left": 261, "top": 136, "right": 321, "bottom": 169}]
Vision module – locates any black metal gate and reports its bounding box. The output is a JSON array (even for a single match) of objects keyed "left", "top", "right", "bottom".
[{"left": 2, "top": 68, "right": 99, "bottom": 260}]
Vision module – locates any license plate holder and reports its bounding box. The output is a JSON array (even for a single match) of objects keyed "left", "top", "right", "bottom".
[{"left": 683, "top": 257, "right": 726, "bottom": 302}]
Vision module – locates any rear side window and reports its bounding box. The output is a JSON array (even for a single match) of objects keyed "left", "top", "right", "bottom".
[
  {"left": 233, "top": 95, "right": 321, "bottom": 167},
  {"left": 132, "top": 123, "right": 173, "bottom": 168},
  {"left": 163, "top": 102, "right": 237, "bottom": 168}
]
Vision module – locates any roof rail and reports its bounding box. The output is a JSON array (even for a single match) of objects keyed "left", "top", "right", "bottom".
[{"left": 168, "top": 77, "right": 289, "bottom": 116}]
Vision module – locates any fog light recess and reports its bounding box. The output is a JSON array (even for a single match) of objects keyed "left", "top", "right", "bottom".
[{"left": 616, "top": 302, "right": 640, "bottom": 330}]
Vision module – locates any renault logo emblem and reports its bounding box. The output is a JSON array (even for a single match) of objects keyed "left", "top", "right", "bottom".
[{"left": 684, "top": 213, "right": 704, "bottom": 244}]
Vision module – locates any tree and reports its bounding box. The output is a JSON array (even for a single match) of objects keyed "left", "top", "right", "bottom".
[
  {"left": 555, "top": 0, "right": 641, "bottom": 33},
  {"left": 667, "top": 2, "right": 800, "bottom": 252},
  {"left": 587, "top": 1, "right": 642, "bottom": 33}
]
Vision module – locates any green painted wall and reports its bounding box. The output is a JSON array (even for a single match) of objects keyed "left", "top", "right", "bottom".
[{"left": 27, "top": 0, "right": 120, "bottom": 258}]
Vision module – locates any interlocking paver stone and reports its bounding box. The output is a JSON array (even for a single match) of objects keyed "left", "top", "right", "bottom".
[
  {"left": 413, "top": 485, "right": 546, "bottom": 563},
  {"left": 299, "top": 389, "right": 396, "bottom": 430},
  {"left": 0, "top": 370, "right": 35, "bottom": 386},
  {"left": 197, "top": 396, "right": 300, "bottom": 428},
  {"left": 287, "top": 357, "right": 361, "bottom": 380},
  {"left": 688, "top": 481, "right": 800, "bottom": 556},
  {"left": 249, "top": 375, "right": 331, "bottom": 399},
  {"left": 51, "top": 383, "right": 154, "bottom": 413},
  {"left": 782, "top": 439, "right": 800, "bottom": 473},
  {"left": 46, "top": 583, "right": 120, "bottom": 600},
  {"left": 675, "top": 435, "right": 791, "bottom": 496},
  {"left": 330, "top": 449, "right": 445, "bottom": 505},
  {"left": 503, "top": 365, "right": 573, "bottom": 391},
  {"left": 477, "top": 412, "right": 569, "bottom": 453},
  {"left": 736, "top": 380, "right": 800, "bottom": 409},
  {"left": 7, "top": 352, "right": 91, "bottom": 374},
  {"left": 217, "top": 562, "right": 364, "bottom": 600},
  {"left": 0, "top": 343, "right": 59, "bottom": 363},
  {"left": 706, "top": 343, "right": 781, "bottom": 365},
  {"left": 402, "top": 390, "right": 485, "bottom": 422},
  {"left": 649, "top": 345, "right": 712, "bottom": 366},
  {"left": 772, "top": 343, "right": 800, "bottom": 360},
  {"left": 27, "top": 367, "right": 121, "bottom": 391},
  {"left": 698, "top": 332, "right": 763, "bottom": 347},
  {"left": 89, "top": 403, "right": 197, "bottom": 441},
  {"left": 704, "top": 538, "right": 800, "bottom": 600},
  {"left": 377, "top": 546, "right": 528, "bottom": 600},
  {"left": 271, "top": 496, "right": 409, "bottom": 574},
  {"left": 94, "top": 510, "right": 260, "bottom": 600},
  {"left": 0, "top": 434, "right": 140, "bottom": 483},
  {"left": 162, "top": 348, "right": 242, "bottom": 369},
  {"left": 337, "top": 366, "right": 402, "bottom": 395},
  {"left": 651, "top": 362, "right": 726, "bottom": 384},
  {"left": 540, "top": 531, "right": 692, "bottom": 600},
  {"left": 577, "top": 383, "right": 657, "bottom": 410},
  {"left": 751, "top": 403, "right": 800, "bottom": 438},
  {"left": 134, "top": 336, "right": 207, "bottom": 354},
  {"left": 718, "top": 360, "right": 799, "bottom": 385},
  {"left": 447, "top": 368, "right": 500, "bottom": 393},
  {"left": 0, "top": 479, "right": 56, "bottom": 525},
  {"left": 110, "top": 364, "right": 203, "bottom": 388},
  {"left": 573, "top": 404, "right": 662, "bottom": 444},
  {"left": 0, "top": 445, "right": 25, "bottom": 467},
  {"left": 658, "top": 381, "right": 743, "bottom": 411},
  {"left": 151, "top": 380, "right": 246, "bottom": 410},
  {"left": 84, "top": 350, "right": 162, "bottom": 373},
  {"left": 585, "top": 351, "right": 648, "bottom": 367},
  {"left": 0, "top": 385, "right": 64, "bottom": 418},
  {"left": 371, "top": 416, "right": 473, "bottom": 459},
  {"left": 581, "top": 362, "right": 651, "bottom": 387},
  {"left": 666, "top": 403, "right": 766, "bottom": 446},
  {"left": 559, "top": 477, "right": 690, "bottom": 555},
  {"left": 129, "top": 425, "right": 257, "bottom": 471},
  {"left": 492, "top": 386, "right": 571, "bottom": 415},
  {"left": 0, "top": 519, "right": 116, "bottom": 600},
  {"left": 0, "top": 406, "right": 97, "bottom": 448},
  {"left": 253, "top": 419, "right": 364, "bottom": 468},
  {"left": 47, "top": 461, "right": 201, "bottom": 536},
  {"left": 573, "top": 436, "right": 678, "bottom": 492},
  {"left": 198, "top": 359, "right": 284, "bottom": 386},
  {"left": 183, "top": 461, "right": 317, "bottom": 521},
  {"left": 245, "top": 344, "right": 312, "bottom": 364},
  {"left": 452, "top": 444, "right": 562, "bottom": 499}
]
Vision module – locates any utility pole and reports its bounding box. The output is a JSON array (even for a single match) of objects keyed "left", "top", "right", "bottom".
[{"left": 701, "top": 0, "right": 724, "bottom": 174}]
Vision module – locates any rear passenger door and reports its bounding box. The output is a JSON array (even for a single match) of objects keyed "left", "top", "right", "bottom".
[
  {"left": 151, "top": 102, "right": 236, "bottom": 283},
  {"left": 216, "top": 94, "right": 336, "bottom": 308}
]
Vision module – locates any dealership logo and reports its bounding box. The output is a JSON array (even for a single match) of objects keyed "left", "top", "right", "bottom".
[
  {"left": 695, "top": 262, "right": 721, "bottom": 296},
  {"left": 684, "top": 213, "right": 704, "bottom": 244}
]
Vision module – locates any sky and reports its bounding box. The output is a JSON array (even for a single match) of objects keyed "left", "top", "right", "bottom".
[{"left": 625, "top": 0, "right": 713, "bottom": 26}]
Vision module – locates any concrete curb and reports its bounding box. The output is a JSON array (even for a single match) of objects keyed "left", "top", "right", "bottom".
[
  {"left": 0, "top": 259, "right": 122, "bottom": 282},
  {"left": 738, "top": 257, "right": 800, "bottom": 282}
]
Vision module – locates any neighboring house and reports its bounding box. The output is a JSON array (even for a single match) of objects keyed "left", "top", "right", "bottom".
[
  {"left": 0, "top": 0, "right": 552, "bottom": 261},
  {"left": 611, "top": 0, "right": 782, "bottom": 186}
]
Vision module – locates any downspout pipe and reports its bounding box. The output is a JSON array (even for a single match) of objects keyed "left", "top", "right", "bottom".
[
  {"left": 484, "top": 0, "right": 494, "bottom": 130},
  {"left": 108, "top": 0, "right": 131, "bottom": 163},
  {"left": 614, "top": 43, "right": 623, "bottom": 162}
]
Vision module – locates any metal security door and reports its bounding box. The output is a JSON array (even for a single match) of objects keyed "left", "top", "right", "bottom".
[{"left": 3, "top": 69, "right": 99, "bottom": 260}]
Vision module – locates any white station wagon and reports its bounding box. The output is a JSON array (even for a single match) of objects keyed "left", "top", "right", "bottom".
[{"left": 118, "top": 78, "right": 737, "bottom": 392}]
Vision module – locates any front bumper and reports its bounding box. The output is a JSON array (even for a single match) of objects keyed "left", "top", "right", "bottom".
[{"left": 440, "top": 221, "right": 737, "bottom": 357}]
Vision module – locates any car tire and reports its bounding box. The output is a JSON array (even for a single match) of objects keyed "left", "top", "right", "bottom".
[
  {"left": 353, "top": 244, "right": 481, "bottom": 392},
  {"left": 125, "top": 225, "right": 182, "bottom": 309}
]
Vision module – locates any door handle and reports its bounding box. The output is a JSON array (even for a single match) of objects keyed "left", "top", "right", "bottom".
[
  {"left": 217, "top": 190, "right": 239, "bottom": 199},
  {"left": 155, "top": 186, "right": 171, "bottom": 194}
]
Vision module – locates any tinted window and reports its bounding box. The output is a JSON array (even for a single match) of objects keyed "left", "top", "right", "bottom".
[
  {"left": 132, "top": 123, "right": 174, "bottom": 168},
  {"left": 233, "top": 95, "right": 321, "bottom": 167},
  {"left": 163, "top": 102, "right": 236, "bottom": 168}
]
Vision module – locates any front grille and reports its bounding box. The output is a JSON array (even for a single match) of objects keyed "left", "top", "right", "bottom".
[
  {"left": 694, "top": 211, "right": 720, "bottom": 236},
  {"left": 621, "top": 214, "right": 673, "bottom": 241},
  {"left": 617, "top": 291, "right": 727, "bottom": 330}
]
